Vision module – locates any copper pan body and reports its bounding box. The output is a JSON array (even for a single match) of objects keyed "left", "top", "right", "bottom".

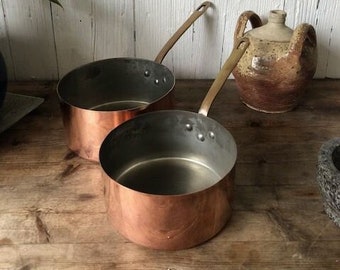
[
  {"left": 103, "top": 160, "right": 235, "bottom": 250},
  {"left": 57, "top": 2, "right": 211, "bottom": 162},
  {"left": 99, "top": 38, "right": 250, "bottom": 250},
  {"left": 58, "top": 59, "right": 175, "bottom": 161}
]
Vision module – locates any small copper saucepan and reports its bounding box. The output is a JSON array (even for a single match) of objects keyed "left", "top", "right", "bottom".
[
  {"left": 99, "top": 37, "right": 250, "bottom": 250},
  {"left": 57, "top": 2, "right": 211, "bottom": 161}
]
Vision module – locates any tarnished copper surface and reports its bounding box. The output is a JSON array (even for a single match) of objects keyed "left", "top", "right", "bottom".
[{"left": 60, "top": 94, "right": 173, "bottom": 162}]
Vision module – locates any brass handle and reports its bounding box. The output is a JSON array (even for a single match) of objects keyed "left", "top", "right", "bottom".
[
  {"left": 198, "top": 37, "right": 250, "bottom": 116},
  {"left": 154, "top": 1, "right": 212, "bottom": 64}
]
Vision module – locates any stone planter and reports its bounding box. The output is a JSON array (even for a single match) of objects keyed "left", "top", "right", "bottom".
[{"left": 317, "top": 138, "right": 340, "bottom": 227}]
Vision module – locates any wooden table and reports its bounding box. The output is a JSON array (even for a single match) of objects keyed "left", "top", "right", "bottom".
[{"left": 0, "top": 80, "right": 339, "bottom": 269}]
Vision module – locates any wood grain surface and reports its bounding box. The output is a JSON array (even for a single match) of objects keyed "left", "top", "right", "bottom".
[{"left": 0, "top": 80, "right": 339, "bottom": 269}]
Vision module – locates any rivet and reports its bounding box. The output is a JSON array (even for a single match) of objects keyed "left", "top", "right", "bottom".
[
  {"left": 154, "top": 79, "right": 159, "bottom": 84},
  {"left": 185, "top": 124, "right": 193, "bottom": 131},
  {"left": 144, "top": 70, "right": 150, "bottom": 77},
  {"left": 197, "top": 133, "right": 205, "bottom": 141},
  {"left": 209, "top": 131, "right": 215, "bottom": 139},
  {"left": 163, "top": 77, "right": 167, "bottom": 83}
]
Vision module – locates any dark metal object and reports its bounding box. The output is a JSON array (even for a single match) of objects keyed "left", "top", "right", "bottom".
[
  {"left": 0, "top": 51, "right": 44, "bottom": 133},
  {"left": 0, "top": 93, "right": 44, "bottom": 133}
]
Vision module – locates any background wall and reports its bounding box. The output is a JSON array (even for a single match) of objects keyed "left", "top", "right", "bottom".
[{"left": 0, "top": 0, "right": 338, "bottom": 81}]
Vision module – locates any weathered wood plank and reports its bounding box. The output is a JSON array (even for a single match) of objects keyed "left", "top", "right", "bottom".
[
  {"left": 92, "top": 0, "right": 134, "bottom": 60},
  {"left": 1, "top": 0, "right": 58, "bottom": 80},
  {"left": 1, "top": 0, "right": 340, "bottom": 79},
  {"left": 52, "top": 0, "right": 94, "bottom": 77},
  {"left": 323, "top": 0, "right": 340, "bottom": 78},
  {"left": 235, "top": 161, "right": 318, "bottom": 186},
  {"left": 134, "top": 0, "right": 194, "bottom": 77},
  {"left": 0, "top": 241, "right": 339, "bottom": 269},
  {"left": 0, "top": 210, "right": 285, "bottom": 245}
]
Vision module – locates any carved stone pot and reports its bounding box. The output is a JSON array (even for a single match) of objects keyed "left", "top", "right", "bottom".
[
  {"left": 317, "top": 138, "right": 340, "bottom": 227},
  {"left": 233, "top": 10, "right": 317, "bottom": 113}
]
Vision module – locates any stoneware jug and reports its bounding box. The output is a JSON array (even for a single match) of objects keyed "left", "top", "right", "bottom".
[{"left": 233, "top": 10, "right": 317, "bottom": 113}]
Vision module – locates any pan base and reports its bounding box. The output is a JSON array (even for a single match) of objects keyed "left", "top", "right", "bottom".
[
  {"left": 90, "top": 100, "right": 149, "bottom": 111},
  {"left": 116, "top": 157, "right": 220, "bottom": 195}
]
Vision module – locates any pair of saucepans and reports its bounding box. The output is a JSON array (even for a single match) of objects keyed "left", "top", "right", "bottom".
[{"left": 57, "top": 2, "right": 250, "bottom": 250}]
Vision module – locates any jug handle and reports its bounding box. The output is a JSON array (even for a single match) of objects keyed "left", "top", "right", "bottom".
[
  {"left": 289, "top": 23, "right": 317, "bottom": 58},
  {"left": 234, "top": 11, "right": 262, "bottom": 41}
]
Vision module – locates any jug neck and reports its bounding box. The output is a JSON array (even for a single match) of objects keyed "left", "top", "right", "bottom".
[
  {"left": 268, "top": 10, "right": 286, "bottom": 24},
  {"left": 248, "top": 10, "right": 293, "bottom": 42}
]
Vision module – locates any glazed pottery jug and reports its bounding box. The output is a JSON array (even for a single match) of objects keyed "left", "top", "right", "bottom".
[{"left": 233, "top": 10, "right": 317, "bottom": 113}]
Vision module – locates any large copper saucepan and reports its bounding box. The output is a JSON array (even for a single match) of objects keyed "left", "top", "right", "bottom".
[
  {"left": 57, "top": 2, "right": 211, "bottom": 162},
  {"left": 99, "top": 37, "right": 250, "bottom": 250}
]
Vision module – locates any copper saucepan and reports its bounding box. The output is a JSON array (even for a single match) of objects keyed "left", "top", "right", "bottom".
[
  {"left": 99, "top": 37, "right": 250, "bottom": 250},
  {"left": 57, "top": 2, "right": 211, "bottom": 162}
]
